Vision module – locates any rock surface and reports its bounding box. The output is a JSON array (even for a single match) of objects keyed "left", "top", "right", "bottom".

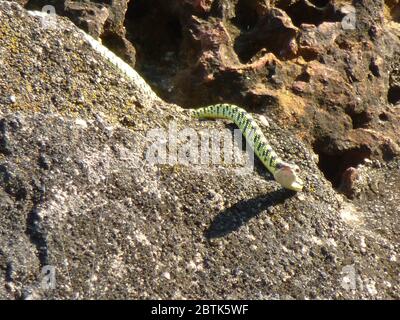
[{"left": 0, "top": 1, "right": 399, "bottom": 299}]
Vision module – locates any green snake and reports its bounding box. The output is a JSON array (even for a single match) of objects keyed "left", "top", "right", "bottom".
[{"left": 192, "top": 104, "right": 304, "bottom": 192}]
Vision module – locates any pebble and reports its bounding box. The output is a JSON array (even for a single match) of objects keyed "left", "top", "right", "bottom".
[
  {"left": 75, "top": 118, "right": 88, "bottom": 128},
  {"left": 162, "top": 271, "right": 171, "bottom": 280},
  {"left": 9, "top": 95, "right": 16, "bottom": 104},
  {"left": 297, "top": 193, "right": 306, "bottom": 201},
  {"left": 259, "top": 115, "right": 270, "bottom": 127}
]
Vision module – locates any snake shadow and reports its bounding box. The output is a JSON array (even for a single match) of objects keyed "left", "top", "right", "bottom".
[{"left": 204, "top": 189, "right": 296, "bottom": 239}]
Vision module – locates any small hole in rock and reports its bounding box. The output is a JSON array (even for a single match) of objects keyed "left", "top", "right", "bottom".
[
  {"left": 124, "top": 0, "right": 183, "bottom": 100},
  {"left": 277, "top": 0, "right": 340, "bottom": 27},
  {"left": 379, "top": 112, "right": 389, "bottom": 121},
  {"left": 232, "top": 0, "right": 259, "bottom": 31},
  {"left": 313, "top": 139, "right": 371, "bottom": 189},
  {"left": 388, "top": 86, "right": 400, "bottom": 104},
  {"left": 309, "top": 0, "right": 330, "bottom": 7},
  {"left": 345, "top": 104, "right": 372, "bottom": 129},
  {"left": 348, "top": 111, "right": 371, "bottom": 129}
]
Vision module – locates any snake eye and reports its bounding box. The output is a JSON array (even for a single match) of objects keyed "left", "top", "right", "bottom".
[{"left": 275, "top": 163, "right": 283, "bottom": 170}]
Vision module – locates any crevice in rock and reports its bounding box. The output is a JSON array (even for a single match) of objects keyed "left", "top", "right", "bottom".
[
  {"left": 25, "top": 0, "right": 65, "bottom": 13},
  {"left": 231, "top": 0, "right": 259, "bottom": 31},
  {"left": 379, "top": 112, "right": 389, "bottom": 121},
  {"left": 0, "top": 119, "right": 12, "bottom": 156},
  {"left": 380, "top": 142, "right": 397, "bottom": 161},
  {"left": 0, "top": 249, "right": 12, "bottom": 283},
  {"left": 313, "top": 138, "right": 371, "bottom": 189},
  {"left": 388, "top": 86, "right": 400, "bottom": 104},
  {"left": 345, "top": 104, "right": 372, "bottom": 129},
  {"left": 309, "top": 0, "right": 331, "bottom": 6},
  {"left": 297, "top": 48, "right": 320, "bottom": 62},
  {"left": 233, "top": 8, "right": 298, "bottom": 63},
  {"left": 5, "top": 261, "right": 13, "bottom": 283},
  {"left": 124, "top": 0, "right": 184, "bottom": 99},
  {"left": 385, "top": 0, "right": 400, "bottom": 22},
  {"left": 349, "top": 111, "right": 372, "bottom": 129},
  {"left": 276, "top": 0, "right": 341, "bottom": 27},
  {"left": 100, "top": 32, "right": 134, "bottom": 65},
  {"left": 296, "top": 71, "right": 311, "bottom": 82},
  {"left": 25, "top": 184, "right": 48, "bottom": 267},
  {"left": 0, "top": 165, "right": 28, "bottom": 201}
]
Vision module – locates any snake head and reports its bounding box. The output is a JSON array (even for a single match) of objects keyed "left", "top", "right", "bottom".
[{"left": 273, "top": 162, "right": 304, "bottom": 192}]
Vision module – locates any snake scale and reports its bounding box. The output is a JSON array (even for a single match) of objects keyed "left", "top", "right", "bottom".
[{"left": 192, "top": 104, "right": 303, "bottom": 192}]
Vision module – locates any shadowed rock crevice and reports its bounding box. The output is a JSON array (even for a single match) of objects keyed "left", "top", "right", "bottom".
[
  {"left": 313, "top": 139, "right": 371, "bottom": 189},
  {"left": 0, "top": 119, "right": 12, "bottom": 156},
  {"left": 275, "top": 0, "right": 342, "bottom": 27},
  {"left": 0, "top": 165, "right": 28, "bottom": 202},
  {"left": 25, "top": 184, "right": 49, "bottom": 267},
  {"left": 124, "top": 0, "right": 184, "bottom": 98},
  {"left": 345, "top": 108, "right": 372, "bottom": 129},
  {"left": 231, "top": 0, "right": 260, "bottom": 32},
  {"left": 233, "top": 7, "right": 298, "bottom": 62},
  {"left": 385, "top": 0, "right": 400, "bottom": 22},
  {"left": 388, "top": 86, "right": 400, "bottom": 104},
  {"left": 25, "top": 209, "right": 49, "bottom": 267}
]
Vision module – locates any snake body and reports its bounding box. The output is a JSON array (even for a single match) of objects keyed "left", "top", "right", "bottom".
[{"left": 193, "top": 104, "right": 303, "bottom": 191}]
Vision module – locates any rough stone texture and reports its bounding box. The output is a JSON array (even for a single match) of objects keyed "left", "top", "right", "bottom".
[
  {"left": 0, "top": 1, "right": 399, "bottom": 300},
  {"left": 21, "top": 0, "right": 136, "bottom": 65}
]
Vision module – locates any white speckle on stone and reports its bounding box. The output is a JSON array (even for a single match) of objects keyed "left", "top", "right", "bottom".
[
  {"left": 134, "top": 230, "right": 151, "bottom": 246},
  {"left": 9, "top": 95, "right": 16, "bottom": 104},
  {"left": 250, "top": 244, "right": 258, "bottom": 251},
  {"left": 162, "top": 271, "right": 171, "bottom": 280},
  {"left": 389, "top": 254, "right": 397, "bottom": 262},
  {"left": 281, "top": 221, "right": 290, "bottom": 231},
  {"left": 194, "top": 252, "right": 203, "bottom": 263},
  {"left": 77, "top": 95, "right": 85, "bottom": 103},
  {"left": 297, "top": 193, "right": 306, "bottom": 201},
  {"left": 90, "top": 274, "right": 98, "bottom": 282},
  {"left": 311, "top": 236, "right": 323, "bottom": 246},
  {"left": 187, "top": 260, "right": 197, "bottom": 271},
  {"left": 75, "top": 118, "right": 88, "bottom": 128},
  {"left": 360, "top": 236, "right": 367, "bottom": 253},
  {"left": 282, "top": 273, "right": 291, "bottom": 282},
  {"left": 365, "top": 281, "right": 378, "bottom": 296},
  {"left": 340, "top": 203, "right": 362, "bottom": 225},
  {"left": 259, "top": 115, "right": 270, "bottom": 127},
  {"left": 246, "top": 234, "right": 256, "bottom": 241},
  {"left": 326, "top": 238, "right": 337, "bottom": 247}
]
